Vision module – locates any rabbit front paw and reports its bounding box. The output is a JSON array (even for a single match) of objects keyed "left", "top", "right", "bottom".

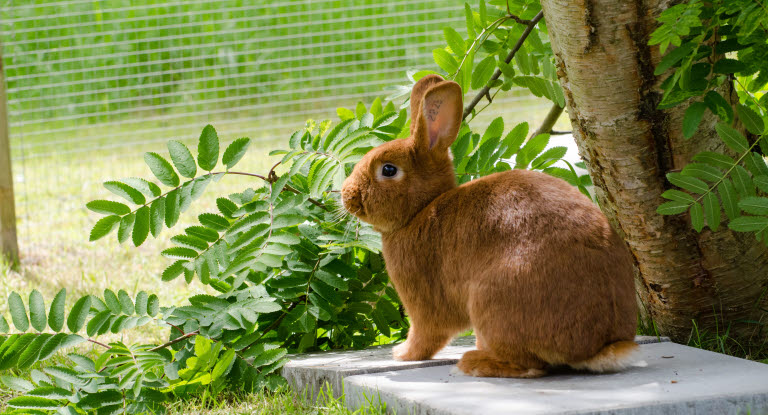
[
  {"left": 393, "top": 342, "right": 418, "bottom": 361},
  {"left": 392, "top": 341, "right": 432, "bottom": 361}
]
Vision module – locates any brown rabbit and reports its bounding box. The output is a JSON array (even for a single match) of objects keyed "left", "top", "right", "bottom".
[{"left": 341, "top": 74, "right": 638, "bottom": 378}]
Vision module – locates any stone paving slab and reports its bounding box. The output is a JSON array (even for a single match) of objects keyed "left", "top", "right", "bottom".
[
  {"left": 282, "top": 335, "right": 667, "bottom": 399},
  {"left": 343, "top": 341, "right": 768, "bottom": 415}
]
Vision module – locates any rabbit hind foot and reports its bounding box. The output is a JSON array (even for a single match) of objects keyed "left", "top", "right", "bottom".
[{"left": 455, "top": 350, "right": 546, "bottom": 378}]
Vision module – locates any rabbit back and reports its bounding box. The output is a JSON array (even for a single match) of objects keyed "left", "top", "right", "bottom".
[{"left": 382, "top": 168, "right": 637, "bottom": 364}]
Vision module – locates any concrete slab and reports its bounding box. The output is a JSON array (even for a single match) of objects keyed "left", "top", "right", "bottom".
[
  {"left": 344, "top": 342, "right": 768, "bottom": 415},
  {"left": 282, "top": 336, "right": 477, "bottom": 398},
  {"left": 282, "top": 335, "right": 668, "bottom": 399}
]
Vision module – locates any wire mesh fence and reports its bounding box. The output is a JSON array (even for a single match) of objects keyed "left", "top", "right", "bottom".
[{"left": 0, "top": 0, "right": 554, "bottom": 249}]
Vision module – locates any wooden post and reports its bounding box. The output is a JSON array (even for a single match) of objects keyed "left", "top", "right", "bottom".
[{"left": 0, "top": 46, "right": 19, "bottom": 264}]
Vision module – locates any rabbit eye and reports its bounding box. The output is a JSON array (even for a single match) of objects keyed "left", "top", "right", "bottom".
[{"left": 381, "top": 164, "right": 398, "bottom": 177}]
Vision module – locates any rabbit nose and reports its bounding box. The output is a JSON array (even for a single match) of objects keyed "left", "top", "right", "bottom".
[{"left": 341, "top": 188, "right": 362, "bottom": 214}]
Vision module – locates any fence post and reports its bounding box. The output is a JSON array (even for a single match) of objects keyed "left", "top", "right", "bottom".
[{"left": 0, "top": 46, "right": 19, "bottom": 264}]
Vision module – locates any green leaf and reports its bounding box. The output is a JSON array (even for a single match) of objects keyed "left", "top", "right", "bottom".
[
  {"left": 89, "top": 215, "right": 121, "bottom": 242},
  {"left": 132, "top": 206, "right": 150, "bottom": 247},
  {"left": 147, "top": 295, "right": 160, "bottom": 317},
  {"left": 667, "top": 172, "right": 708, "bottom": 194},
  {"left": 29, "top": 290, "right": 46, "bottom": 332},
  {"left": 433, "top": 48, "right": 459, "bottom": 74},
  {"left": 661, "top": 189, "right": 695, "bottom": 203},
  {"left": 144, "top": 152, "right": 180, "bottom": 187},
  {"left": 736, "top": 104, "right": 765, "bottom": 135},
  {"left": 0, "top": 316, "right": 7, "bottom": 333},
  {"left": 165, "top": 188, "right": 181, "bottom": 228},
  {"left": 471, "top": 56, "right": 496, "bottom": 89},
  {"left": 464, "top": 2, "right": 475, "bottom": 38},
  {"left": 712, "top": 58, "right": 746, "bottom": 74},
  {"left": 86, "top": 200, "right": 130, "bottom": 216},
  {"left": 690, "top": 201, "right": 704, "bottom": 232},
  {"left": 135, "top": 292, "right": 148, "bottom": 316},
  {"left": 251, "top": 348, "right": 287, "bottom": 368},
  {"left": 703, "top": 192, "right": 720, "bottom": 231},
  {"left": 66, "top": 296, "right": 92, "bottom": 333},
  {"left": 371, "top": 309, "right": 391, "bottom": 337},
  {"left": 692, "top": 151, "right": 735, "bottom": 170},
  {"left": 86, "top": 311, "right": 111, "bottom": 337},
  {"left": 8, "top": 292, "right": 29, "bottom": 332},
  {"left": 44, "top": 366, "right": 88, "bottom": 387},
  {"left": 162, "top": 261, "right": 186, "bottom": 282},
  {"left": 269, "top": 175, "right": 291, "bottom": 205},
  {"left": 755, "top": 175, "right": 768, "bottom": 193},
  {"left": 103, "top": 181, "right": 145, "bottom": 205},
  {"left": 118, "top": 290, "right": 134, "bottom": 315},
  {"left": 17, "top": 334, "right": 52, "bottom": 370},
  {"left": 39, "top": 334, "right": 84, "bottom": 362},
  {"left": 167, "top": 140, "right": 197, "bottom": 178},
  {"left": 119, "top": 213, "right": 136, "bottom": 242},
  {"left": 732, "top": 165, "right": 756, "bottom": 197},
  {"left": 186, "top": 226, "right": 219, "bottom": 242},
  {"left": 739, "top": 197, "right": 768, "bottom": 215},
  {"left": 217, "top": 197, "right": 237, "bottom": 219},
  {"left": 337, "top": 108, "right": 355, "bottom": 121},
  {"left": 199, "top": 213, "right": 229, "bottom": 231},
  {"left": 1, "top": 376, "right": 34, "bottom": 392},
  {"left": 716, "top": 123, "right": 750, "bottom": 154},
  {"left": 122, "top": 177, "right": 161, "bottom": 198},
  {"left": 48, "top": 289, "right": 66, "bottom": 332},
  {"left": 314, "top": 270, "right": 349, "bottom": 290},
  {"left": 729, "top": 216, "right": 768, "bottom": 232},
  {"left": 532, "top": 146, "right": 568, "bottom": 170},
  {"left": 501, "top": 122, "right": 528, "bottom": 158},
  {"left": 7, "top": 396, "right": 61, "bottom": 410},
  {"left": 682, "top": 102, "right": 707, "bottom": 139},
  {"left": 705, "top": 91, "right": 734, "bottom": 123},
  {"left": 198, "top": 124, "right": 220, "bottom": 171},
  {"left": 150, "top": 197, "right": 166, "bottom": 238},
  {"left": 681, "top": 163, "right": 722, "bottom": 182},
  {"left": 657, "top": 200, "right": 690, "bottom": 215},
  {"left": 222, "top": 137, "right": 251, "bottom": 169},
  {"left": 104, "top": 289, "right": 121, "bottom": 314},
  {"left": 310, "top": 280, "right": 340, "bottom": 304},
  {"left": 716, "top": 179, "right": 738, "bottom": 221},
  {"left": 444, "top": 27, "right": 466, "bottom": 56},
  {"left": 161, "top": 247, "right": 198, "bottom": 260},
  {"left": 654, "top": 41, "right": 696, "bottom": 75}
]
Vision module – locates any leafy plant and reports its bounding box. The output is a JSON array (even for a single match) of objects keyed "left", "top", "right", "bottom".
[{"left": 651, "top": 0, "right": 768, "bottom": 239}]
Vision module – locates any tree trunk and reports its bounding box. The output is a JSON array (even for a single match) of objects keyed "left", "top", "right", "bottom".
[{"left": 539, "top": 0, "right": 768, "bottom": 343}]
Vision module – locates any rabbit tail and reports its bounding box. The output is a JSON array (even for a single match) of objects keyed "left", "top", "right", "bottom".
[{"left": 569, "top": 341, "right": 639, "bottom": 373}]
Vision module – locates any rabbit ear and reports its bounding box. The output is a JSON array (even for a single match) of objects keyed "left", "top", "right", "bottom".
[
  {"left": 409, "top": 74, "right": 445, "bottom": 135},
  {"left": 415, "top": 81, "right": 463, "bottom": 152}
]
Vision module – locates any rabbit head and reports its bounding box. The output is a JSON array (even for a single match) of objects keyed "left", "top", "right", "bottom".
[{"left": 341, "top": 74, "right": 463, "bottom": 233}]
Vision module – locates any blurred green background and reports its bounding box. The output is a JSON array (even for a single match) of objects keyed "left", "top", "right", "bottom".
[{"left": 0, "top": 0, "right": 554, "bottom": 250}]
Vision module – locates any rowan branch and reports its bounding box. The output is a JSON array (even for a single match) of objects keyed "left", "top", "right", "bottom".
[
  {"left": 148, "top": 330, "right": 200, "bottom": 352},
  {"left": 530, "top": 103, "right": 565, "bottom": 138},
  {"left": 463, "top": 10, "right": 545, "bottom": 120}
]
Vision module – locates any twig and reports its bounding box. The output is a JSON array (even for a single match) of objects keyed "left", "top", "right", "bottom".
[
  {"left": 148, "top": 330, "right": 200, "bottom": 352},
  {"left": 166, "top": 322, "right": 186, "bottom": 335},
  {"left": 530, "top": 103, "right": 565, "bottom": 138},
  {"left": 550, "top": 130, "right": 572, "bottom": 135},
  {"left": 88, "top": 338, "right": 111, "bottom": 349},
  {"left": 507, "top": 13, "right": 534, "bottom": 25},
  {"left": 462, "top": 10, "right": 545, "bottom": 120}
]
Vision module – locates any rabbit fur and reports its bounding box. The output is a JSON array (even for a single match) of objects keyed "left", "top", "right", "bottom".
[{"left": 341, "top": 74, "right": 638, "bottom": 378}]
